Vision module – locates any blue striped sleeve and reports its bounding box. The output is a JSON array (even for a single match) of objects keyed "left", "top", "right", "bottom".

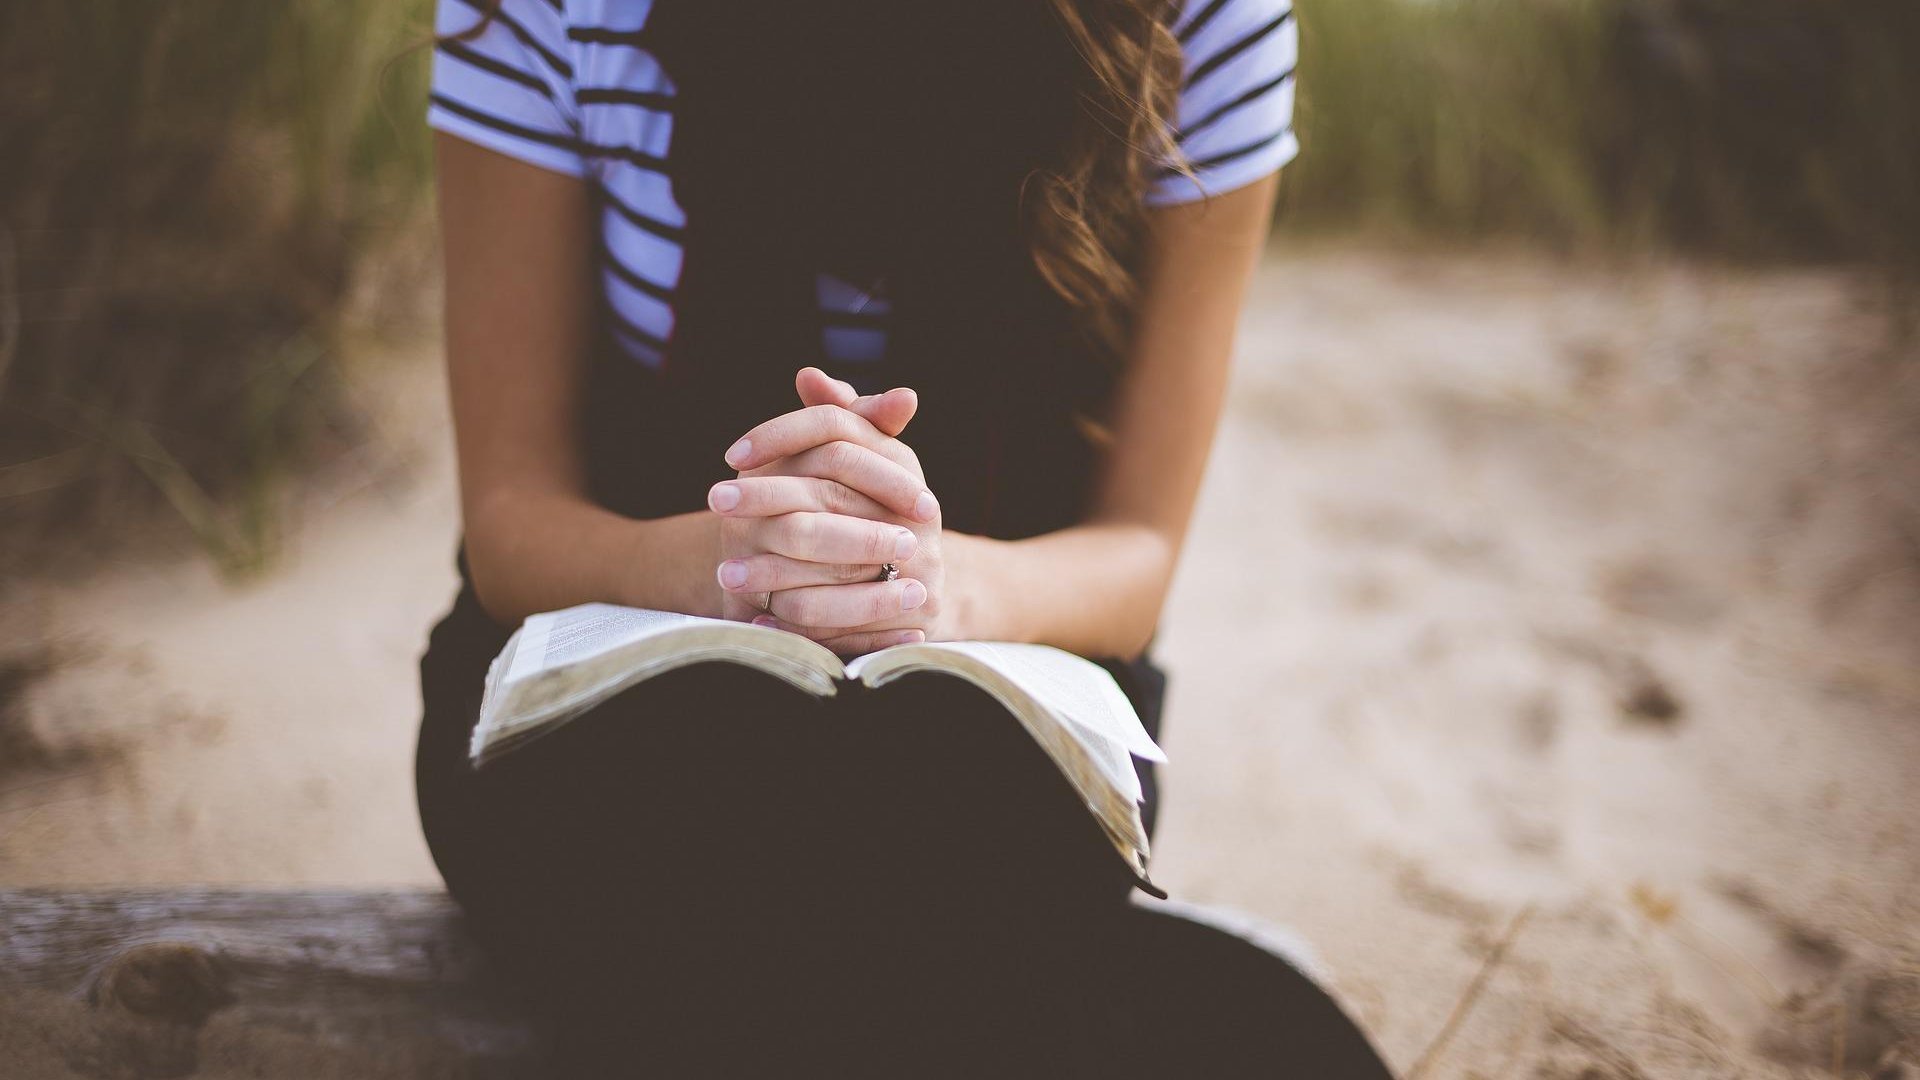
[
  {"left": 1151, "top": 0, "right": 1298, "bottom": 206},
  {"left": 428, "top": 0, "right": 586, "bottom": 178}
]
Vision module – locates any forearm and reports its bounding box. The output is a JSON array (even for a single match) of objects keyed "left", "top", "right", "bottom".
[
  {"left": 463, "top": 488, "right": 723, "bottom": 625},
  {"left": 949, "top": 523, "right": 1176, "bottom": 658},
  {"left": 946, "top": 181, "right": 1278, "bottom": 660}
]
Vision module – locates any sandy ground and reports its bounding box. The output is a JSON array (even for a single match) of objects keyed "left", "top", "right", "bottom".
[{"left": 3, "top": 246, "right": 1917, "bottom": 1077}]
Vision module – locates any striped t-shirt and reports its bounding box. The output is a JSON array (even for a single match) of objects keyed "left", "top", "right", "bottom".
[{"left": 429, "top": 0, "right": 1299, "bottom": 368}]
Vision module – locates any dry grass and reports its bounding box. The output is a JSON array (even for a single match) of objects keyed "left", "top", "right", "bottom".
[
  {"left": 1283, "top": 0, "right": 1920, "bottom": 271},
  {"left": 0, "top": 1, "right": 435, "bottom": 572}
]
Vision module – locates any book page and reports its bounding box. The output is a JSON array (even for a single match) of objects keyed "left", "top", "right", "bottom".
[
  {"left": 855, "top": 641, "right": 1166, "bottom": 764},
  {"left": 503, "top": 604, "right": 718, "bottom": 685},
  {"left": 474, "top": 606, "right": 844, "bottom": 767},
  {"left": 1057, "top": 713, "right": 1144, "bottom": 803}
]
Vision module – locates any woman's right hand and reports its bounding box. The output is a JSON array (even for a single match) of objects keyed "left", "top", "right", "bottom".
[{"left": 709, "top": 373, "right": 938, "bottom": 648}]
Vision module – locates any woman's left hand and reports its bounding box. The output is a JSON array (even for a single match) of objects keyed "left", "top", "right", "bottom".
[{"left": 711, "top": 371, "right": 959, "bottom": 654}]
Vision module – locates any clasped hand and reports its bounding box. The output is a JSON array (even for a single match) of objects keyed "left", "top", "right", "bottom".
[{"left": 708, "top": 368, "right": 950, "bottom": 655}]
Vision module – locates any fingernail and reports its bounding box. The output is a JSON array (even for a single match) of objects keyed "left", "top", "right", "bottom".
[
  {"left": 751, "top": 615, "right": 777, "bottom": 628},
  {"left": 724, "top": 438, "right": 752, "bottom": 468},
  {"left": 913, "top": 491, "right": 939, "bottom": 522},
  {"left": 897, "top": 630, "right": 926, "bottom": 645},
  {"left": 708, "top": 483, "right": 741, "bottom": 512},
  {"left": 900, "top": 579, "right": 927, "bottom": 611},
  {"left": 893, "top": 530, "right": 917, "bottom": 561},
  {"left": 717, "top": 560, "right": 749, "bottom": 590}
]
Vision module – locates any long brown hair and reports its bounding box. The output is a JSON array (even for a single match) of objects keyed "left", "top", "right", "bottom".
[{"left": 1031, "top": 0, "right": 1189, "bottom": 358}]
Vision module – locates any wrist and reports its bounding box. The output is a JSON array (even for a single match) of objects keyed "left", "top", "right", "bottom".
[
  {"left": 611, "top": 509, "right": 725, "bottom": 619},
  {"left": 942, "top": 532, "right": 1015, "bottom": 643}
]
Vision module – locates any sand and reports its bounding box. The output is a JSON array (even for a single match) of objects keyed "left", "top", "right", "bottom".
[{"left": 3, "top": 246, "right": 1917, "bottom": 1077}]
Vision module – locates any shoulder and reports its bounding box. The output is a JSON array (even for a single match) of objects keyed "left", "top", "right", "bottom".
[
  {"left": 561, "top": 0, "right": 656, "bottom": 31},
  {"left": 1171, "top": 0, "right": 1293, "bottom": 41},
  {"left": 1170, "top": 0, "right": 1295, "bottom": 89},
  {"left": 1150, "top": 0, "right": 1299, "bottom": 206},
  {"left": 429, "top": 0, "right": 594, "bottom": 177}
]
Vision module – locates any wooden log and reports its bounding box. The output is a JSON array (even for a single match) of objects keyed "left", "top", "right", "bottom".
[{"left": 0, "top": 888, "right": 540, "bottom": 1079}]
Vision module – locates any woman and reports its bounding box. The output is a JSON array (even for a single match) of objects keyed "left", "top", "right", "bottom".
[{"left": 417, "top": 0, "right": 1392, "bottom": 1073}]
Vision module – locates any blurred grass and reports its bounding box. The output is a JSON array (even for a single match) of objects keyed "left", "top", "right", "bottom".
[
  {"left": 0, "top": 0, "right": 1914, "bottom": 571},
  {"left": 0, "top": 1, "right": 434, "bottom": 573},
  {"left": 1281, "top": 0, "right": 1920, "bottom": 272}
]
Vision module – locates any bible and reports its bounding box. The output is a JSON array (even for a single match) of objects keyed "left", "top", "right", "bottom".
[{"left": 473, "top": 603, "right": 1167, "bottom": 893}]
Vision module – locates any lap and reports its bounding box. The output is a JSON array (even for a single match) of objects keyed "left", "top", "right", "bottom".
[
  {"left": 417, "top": 660, "right": 1135, "bottom": 951},
  {"left": 412, "top": 604, "right": 1389, "bottom": 1076}
]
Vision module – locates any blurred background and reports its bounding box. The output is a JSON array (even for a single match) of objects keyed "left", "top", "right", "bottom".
[{"left": 2, "top": 1, "right": 1916, "bottom": 1076}]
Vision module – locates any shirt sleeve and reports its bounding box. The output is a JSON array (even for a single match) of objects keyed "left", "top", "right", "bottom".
[
  {"left": 427, "top": 0, "right": 585, "bottom": 178},
  {"left": 1149, "top": 0, "right": 1299, "bottom": 206}
]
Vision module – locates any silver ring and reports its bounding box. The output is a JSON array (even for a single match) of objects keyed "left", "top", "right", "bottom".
[{"left": 878, "top": 562, "right": 899, "bottom": 583}]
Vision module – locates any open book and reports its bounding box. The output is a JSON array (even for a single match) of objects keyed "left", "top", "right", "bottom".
[{"left": 474, "top": 603, "right": 1167, "bottom": 893}]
